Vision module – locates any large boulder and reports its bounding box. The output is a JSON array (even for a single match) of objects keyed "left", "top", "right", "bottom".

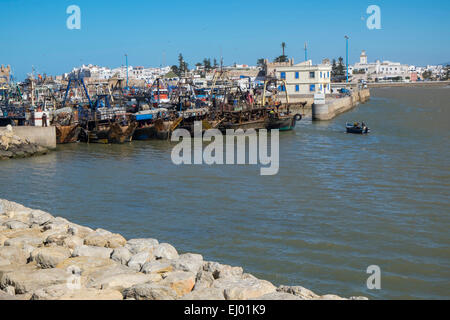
[
  {"left": 41, "top": 217, "right": 70, "bottom": 233},
  {"left": 67, "top": 224, "right": 94, "bottom": 239},
  {"left": 58, "top": 288, "right": 123, "bottom": 300},
  {"left": 32, "top": 285, "right": 123, "bottom": 300},
  {"left": 4, "top": 220, "right": 29, "bottom": 230},
  {"left": 193, "top": 270, "right": 215, "bottom": 290},
  {"left": 0, "top": 258, "right": 10, "bottom": 267},
  {"left": 203, "top": 261, "right": 243, "bottom": 279},
  {"left": 4, "top": 235, "right": 44, "bottom": 248},
  {"left": 127, "top": 251, "right": 154, "bottom": 271},
  {"left": 141, "top": 260, "right": 173, "bottom": 275},
  {"left": 0, "top": 291, "right": 24, "bottom": 300},
  {"left": 0, "top": 246, "right": 29, "bottom": 265},
  {"left": 123, "top": 283, "right": 177, "bottom": 300},
  {"left": 31, "top": 284, "right": 72, "bottom": 300},
  {"left": 249, "top": 292, "right": 301, "bottom": 300},
  {"left": 213, "top": 277, "right": 276, "bottom": 300},
  {"left": 55, "top": 256, "right": 117, "bottom": 283},
  {"left": 29, "top": 210, "right": 54, "bottom": 226},
  {"left": 0, "top": 234, "right": 7, "bottom": 246},
  {"left": 153, "top": 243, "right": 179, "bottom": 260},
  {"left": 125, "top": 238, "right": 159, "bottom": 255},
  {"left": 171, "top": 253, "right": 203, "bottom": 274},
  {"left": 1, "top": 267, "right": 71, "bottom": 294},
  {"left": 62, "top": 288, "right": 123, "bottom": 300},
  {"left": 71, "top": 245, "right": 113, "bottom": 260},
  {"left": 90, "top": 273, "right": 162, "bottom": 292},
  {"left": 45, "top": 233, "right": 83, "bottom": 250},
  {"left": 30, "top": 247, "right": 71, "bottom": 269},
  {"left": 277, "top": 285, "right": 319, "bottom": 299},
  {"left": 84, "top": 230, "right": 126, "bottom": 249},
  {"left": 160, "top": 271, "right": 196, "bottom": 297},
  {"left": 83, "top": 264, "right": 138, "bottom": 287},
  {"left": 179, "top": 287, "right": 225, "bottom": 300},
  {"left": 110, "top": 247, "right": 132, "bottom": 265}
]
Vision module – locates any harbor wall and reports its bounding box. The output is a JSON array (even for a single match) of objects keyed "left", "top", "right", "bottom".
[
  {"left": 0, "top": 199, "right": 368, "bottom": 300},
  {"left": 312, "top": 89, "right": 370, "bottom": 121},
  {"left": 0, "top": 126, "right": 56, "bottom": 149}
]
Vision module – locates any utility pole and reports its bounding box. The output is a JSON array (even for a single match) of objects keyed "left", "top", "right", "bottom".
[
  {"left": 345, "top": 36, "right": 349, "bottom": 83},
  {"left": 304, "top": 42, "right": 308, "bottom": 61},
  {"left": 31, "top": 66, "right": 35, "bottom": 107}
]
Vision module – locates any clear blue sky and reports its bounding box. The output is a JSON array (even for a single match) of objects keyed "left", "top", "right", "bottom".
[{"left": 1, "top": 0, "right": 449, "bottom": 80}]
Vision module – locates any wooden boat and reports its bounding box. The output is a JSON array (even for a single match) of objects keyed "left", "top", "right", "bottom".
[
  {"left": 55, "top": 124, "right": 81, "bottom": 144},
  {"left": 218, "top": 108, "right": 268, "bottom": 133},
  {"left": 154, "top": 118, "right": 173, "bottom": 140},
  {"left": 108, "top": 121, "right": 138, "bottom": 143},
  {"left": 220, "top": 119, "right": 267, "bottom": 132},
  {"left": 133, "top": 112, "right": 157, "bottom": 140},
  {"left": 266, "top": 113, "right": 301, "bottom": 131},
  {"left": 133, "top": 123, "right": 156, "bottom": 140},
  {"left": 81, "top": 120, "right": 137, "bottom": 143}
]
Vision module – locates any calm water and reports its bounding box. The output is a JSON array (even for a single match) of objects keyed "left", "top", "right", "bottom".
[{"left": 1, "top": 87, "right": 449, "bottom": 299}]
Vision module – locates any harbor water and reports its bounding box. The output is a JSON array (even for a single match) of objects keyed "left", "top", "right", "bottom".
[{"left": 1, "top": 87, "right": 449, "bottom": 299}]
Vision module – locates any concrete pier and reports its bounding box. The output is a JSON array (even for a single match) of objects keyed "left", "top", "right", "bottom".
[
  {"left": 312, "top": 89, "right": 370, "bottom": 121},
  {"left": 0, "top": 126, "right": 56, "bottom": 149}
]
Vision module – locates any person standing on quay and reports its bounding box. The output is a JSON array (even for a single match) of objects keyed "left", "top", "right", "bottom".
[{"left": 42, "top": 112, "right": 47, "bottom": 127}]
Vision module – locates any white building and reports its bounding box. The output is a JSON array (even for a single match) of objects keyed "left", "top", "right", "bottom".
[
  {"left": 352, "top": 50, "right": 410, "bottom": 80},
  {"left": 269, "top": 59, "right": 332, "bottom": 95}
]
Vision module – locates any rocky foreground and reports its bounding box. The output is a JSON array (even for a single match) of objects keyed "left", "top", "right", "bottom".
[
  {"left": 0, "top": 126, "right": 49, "bottom": 160},
  {"left": 0, "top": 199, "right": 367, "bottom": 300}
]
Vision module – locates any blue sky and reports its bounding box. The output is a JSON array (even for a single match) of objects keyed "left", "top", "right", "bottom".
[{"left": 1, "top": 0, "right": 449, "bottom": 80}]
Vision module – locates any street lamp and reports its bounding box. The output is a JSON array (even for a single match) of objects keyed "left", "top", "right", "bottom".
[
  {"left": 125, "top": 54, "right": 128, "bottom": 88},
  {"left": 344, "top": 36, "right": 349, "bottom": 83}
]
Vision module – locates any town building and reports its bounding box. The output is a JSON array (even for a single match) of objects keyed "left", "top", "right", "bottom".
[
  {"left": 64, "top": 64, "right": 171, "bottom": 84},
  {"left": 0, "top": 65, "right": 11, "bottom": 84},
  {"left": 351, "top": 50, "right": 410, "bottom": 81},
  {"left": 266, "top": 59, "right": 332, "bottom": 95}
]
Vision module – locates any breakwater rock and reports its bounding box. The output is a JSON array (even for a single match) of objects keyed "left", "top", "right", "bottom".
[
  {"left": 0, "top": 199, "right": 367, "bottom": 300},
  {"left": 0, "top": 126, "right": 49, "bottom": 160}
]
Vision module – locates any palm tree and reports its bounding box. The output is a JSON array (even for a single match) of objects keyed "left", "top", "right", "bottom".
[{"left": 281, "top": 42, "right": 286, "bottom": 57}]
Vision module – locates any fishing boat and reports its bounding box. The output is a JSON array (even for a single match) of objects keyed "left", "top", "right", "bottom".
[
  {"left": 52, "top": 107, "right": 81, "bottom": 144},
  {"left": 79, "top": 95, "right": 138, "bottom": 143},
  {"left": 55, "top": 124, "right": 81, "bottom": 144},
  {"left": 154, "top": 118, "right": 174, "bottom": 140},
  {"left": 261, "top": 77, "right": 301, "bottom": 131},
  {"left": 346, "top": 122, "right": 370, "bottom": 134},
  {"left": 132, "top": 109, "right": 161, "bottom": 140},
  {"left": 266, "top": 113, "right": 301, "bottom": 131},
  {"left": 218, "top": 108, "right": 268, "bottom": 132},
  {"left": 81, "top": 118, "right": 137, "bottom": 144}
]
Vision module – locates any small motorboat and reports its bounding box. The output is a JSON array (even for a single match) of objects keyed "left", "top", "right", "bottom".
[{"left": 346, "top": 122, "right": 370, "bottom": 134}]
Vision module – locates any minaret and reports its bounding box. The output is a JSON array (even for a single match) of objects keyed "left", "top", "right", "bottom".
[{"left": 360, "top": 50, "right": 368, "bottom": 64}]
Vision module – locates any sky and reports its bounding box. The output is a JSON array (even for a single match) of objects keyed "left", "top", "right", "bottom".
[{"left": 1, "top": 0, "right": 449, "bottom": 80}]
